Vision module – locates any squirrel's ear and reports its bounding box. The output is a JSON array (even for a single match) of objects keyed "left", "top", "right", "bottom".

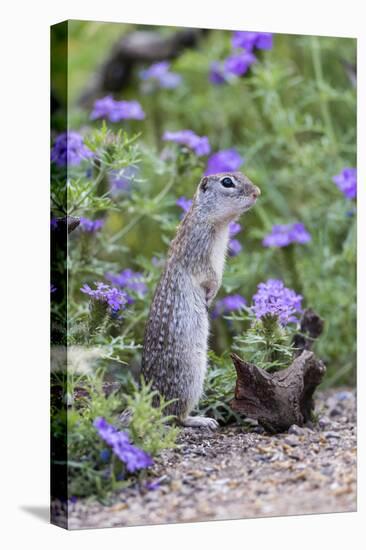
[{"left": 200, "top": 176, "right": 209, "bottom": 192}]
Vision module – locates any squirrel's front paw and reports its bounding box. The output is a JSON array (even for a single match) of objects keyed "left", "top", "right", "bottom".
[{"left": 180, "top": 415, "right": 219, "bottom": 430}]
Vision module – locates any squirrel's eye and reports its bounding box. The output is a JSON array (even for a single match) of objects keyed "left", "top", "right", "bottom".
[{"left": 221, "top": 177, "right": 235, "bottom": 188}]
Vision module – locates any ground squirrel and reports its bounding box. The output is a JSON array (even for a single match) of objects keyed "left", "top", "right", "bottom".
[{"left": 142, "top": 172, "right": 260, "bottom": 429}]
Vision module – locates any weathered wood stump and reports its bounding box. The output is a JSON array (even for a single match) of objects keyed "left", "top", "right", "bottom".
[{"left": 229, "top": 309, "right": 326, "bottom": 433}]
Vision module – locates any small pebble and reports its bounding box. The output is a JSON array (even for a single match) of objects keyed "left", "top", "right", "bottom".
[
  {"left": 321, "top": 466, "right": 334, "bottom": 476},
  {"left": 335, "top": 391, "right": 353, "bottom": 401},
  {"left": 330, "top": 407, "right": 343, "bottom": 417},
  {"left": 284, "top": 435, "right": 300, "bottom": 447},
  {"left": 288, "top": 424, "right": 306, "bottom": 436},
  {"left": 253, "top": 425, "right": 265, "bottom": 434},
  {"left": 324, "top": 431, "right": 341, "bottom": 439},
  {"left": 318, "top": 416, "right": 332, "bottom": 429}
]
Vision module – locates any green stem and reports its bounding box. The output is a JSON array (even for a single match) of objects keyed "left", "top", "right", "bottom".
[
  {"left": 51, "top": 194, "right": 67, "bottom": 215},
  {"left": 111, "top": 169, "right": 176, "bottom": 244},
  {"left": 151, "top": 92, "right": 163, "bottom": 151},
  {"left": 69, "top": 165, "right": 107, "bottom": 215},
  {"left": 110, "top": 213, "right": 144, "bottom": 244},
  {"left": 121, "top": 311, "right": 146, "bottom": 339},
  {"left": 261, "top": 82, "right": 300, "bottom": 156},
  {"left": 310, "top": 36, "right": 336, "bottom": 144},
  {"left": 282, "top": 245, "right": 303, "bottom": 295}
]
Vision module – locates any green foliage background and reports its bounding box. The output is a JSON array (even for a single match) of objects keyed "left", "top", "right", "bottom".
[
  {"left": 56, "top": 21, "right": 356, "bottom": 385},
  {"left": 51, "top": 21, "right": 356, "bottom": 498}
]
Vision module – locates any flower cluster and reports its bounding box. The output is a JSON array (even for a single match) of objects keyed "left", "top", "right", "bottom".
[
  {"left": 262, "top": 223, "right": 311, "bottom": 248},
  {"left": 205, "top": 149, "right": 244, "bottom": 176},
  {"left": 79, "top": 217, "right": 104, "bottom": 233},
  {"left": 210, "top": 31, "right": 273, "bottom": 84},
  {"left": 232, "top": 31, "right": 273, "bottom": 51},
  {"left": 332, "top": 167, "right": 357, "bottom": 200},
  {"left": 139, "top": 61, "right": 182, "bottom": 90},
  {"left": 252, "top": 279, "right": 303, "bottom": 325},
  {"left": 93, "top": 417, "right": 153, "bottom": 473},
  {"left": 162, "top": 130, "right": 210, "bottom": 156},
  {"left": 51, "top": 131, "right": 93, "bottom": 168},
  {"left": 90, "top": 96, "right": 145, "bottom": 122},
  {"left": 224, "top": 51, "right": 257, "bottom": 77},
  {"left": 80, "top": 282, "right": 128, "bottom": 313},
  {"left": 105, "top": 269, "right": 147, "bottom": 302},
  {"left": 213, "top": 294, "right": 247, "bottom": 318}
]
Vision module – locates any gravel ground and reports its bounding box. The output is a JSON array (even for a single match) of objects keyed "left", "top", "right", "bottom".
[{"left": 61, "top": 388, "right": 356, "bottom": 530}]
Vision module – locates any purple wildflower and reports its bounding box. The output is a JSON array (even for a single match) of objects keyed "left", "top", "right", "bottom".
[
  {"left": 140, "top": 61, "right": 169, "bottom": 80},
  {"left": 213, "top": 294, "right": 247, "bottom": 318},
  {"left": 51, "top": 131, "right": 93, "bottom": 168},
  {"left": 176, "top": 196, "right": 193, "bottom": 213},
  {"left": 80, "top": 282, "right": 127, "bottom": 313},
  {"left": 99, "top": 449, "right": 111, "bottom": 462},
  {"left": 140, "top": 61, "right": 182, "bottom": 89},
  {"left": 162, "top": 130, "right": 211, "bottom": 157},
  {"left": 225, "top": 52, "right": 257, "bottom": 77},
  {"left": 79, "top": 217, "right": 104, "bottom": 233},
  {"left": 262, "top": 223, "right": 311, "bottom": 248},
  {"left": 332, "top": 167, "right": 357, "bottom": 200},
  {"left": 229, "top": 221, "right": 242, "bottom": 237},
  {"left": 228, "top": 238, "right": 243, "bottom": 256},
  {"left": 90, "top": 96, "right": 145, "bottom": 122},
  {"left": 94, "top": 417, "right": 128, "bottom": 446},
  {"left": 117, "top": 444, "right": 153, "bottom": 473},
  {"left": 94, "top": 417, "right": 153, "bottom": 473},
  {"left": 51, "top": 284, "right": 57, "bottom": 293},
  {"left": 209, "top": 61, "right": 230, "bottom": 85},
  {"left": 50, "top": 218, "right": 58, "bottom": 229},
  {"left": 289, "top": 223, "right": 312, "bottom": 244},
  {"left": 232, "top": 31, "right": 273, "bottom": 51},
  {"left": 109, "top": 100, "right": 145, "bottom": 122},
  {"left": 90, "top": 96, "right": 116, "bottom": 119},
  {"left": 205, "top": 149, "right": 244, "bottom": 176},
  {"left": 228, "top": 222, "right": 243, "bottom": 256},
  {"left": 110, "top": 166, "right": 139, "bottom": 193},
  {"left": 105, "top": 269, "right": 147, "bottom": 302},
  {"left": 252, "top": 279, "right": 303, "bottom": 325}
]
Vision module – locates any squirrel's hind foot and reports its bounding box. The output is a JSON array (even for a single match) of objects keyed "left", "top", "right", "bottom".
[{"left": 179, "top": 415, "right": 219, "bottom": 430}]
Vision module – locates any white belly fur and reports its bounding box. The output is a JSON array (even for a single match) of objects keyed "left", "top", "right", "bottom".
[{"left": 210, "top": 224, "right": 230, "bottom": 282}]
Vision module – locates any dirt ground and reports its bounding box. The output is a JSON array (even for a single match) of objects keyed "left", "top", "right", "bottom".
[{"left": 61, "top": 388, "right": 356, "bottom": 529}]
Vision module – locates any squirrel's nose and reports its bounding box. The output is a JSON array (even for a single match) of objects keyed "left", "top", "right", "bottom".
[{"left": 251, "top": 186, "right": 261, "bottom": 199}]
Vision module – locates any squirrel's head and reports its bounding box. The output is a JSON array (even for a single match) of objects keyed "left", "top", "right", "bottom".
[{"left": 195, "top": 172, "right": 260, "bottom": 223}]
